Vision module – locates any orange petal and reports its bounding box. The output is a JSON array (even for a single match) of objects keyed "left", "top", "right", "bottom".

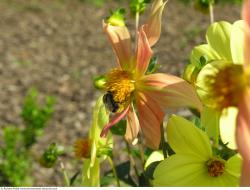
[
  {"left": 125, "top": 105, "right": 140, "bottom": 144},
  {"left": 236, "top": 89, "right": 250, "bottom": 186},
  {"left": 136, "top": 27, "right": 153, "bottom": 77},
  {"left": 138, "top": 73, "right": 203, "bottom": 112},
  {"left": 100, "top": 106, "right": 130, "bottom": 137},
  {"left": 240, "top": 161, "right": 250, "bottom": 186},
  {"left": 103, "top": 21, "right": 133, "bottom": 70},
  {"left": 136, "top": 92, "right": 164, "bottom": 149},
  {"left": 243, "top": 0, "right": 250, "bottom": 68},
  {"left": 143, "top": 0, "right": 167, "bottom": 47}
]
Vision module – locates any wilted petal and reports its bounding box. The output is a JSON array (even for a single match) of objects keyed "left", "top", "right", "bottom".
[
  {"left": 103, "top": 22, "right": 133, "bottom": 70},
  {"left": 100, "top": 106, "right": 130, "bottom": 137},
  {"left": 135, "top": 27, "right": 153, "bottom": 77},
  {"left": 143, "top": 0, "right": 167, "bottom": 47},
  {"left": 236, "top": 89, "right": 250, "bottom": 186},
  {"left": 139, "top": 73, "right": 202, "bottom": 112},
  {"left": 125, "top": 105, "right": 140, "bottom": 144},
  {"left": 136, "top": 92, "right": 164, "bottom": 149},
  {"left": 243, "top": 0, "right": 250, "bottom": 67}
]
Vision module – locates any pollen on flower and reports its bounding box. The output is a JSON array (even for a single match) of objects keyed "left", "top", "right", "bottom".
[
  {"left": 201, "top": 64, "right": 247, "bottom": 111},
  {"left": 207, "top": 158, "right": 225, "bottom": 177},
  {"left": 74, "top": 138, "right": 91, "bottom": 159},
  {"left": 105, "top": 68, "right": 135, "bottom": 112}
]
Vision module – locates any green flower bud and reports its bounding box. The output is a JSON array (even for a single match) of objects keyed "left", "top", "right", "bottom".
[
  {"left": 106, "top": 8, "right": 126, "bottom": 27},
  {"left": 93, "top": 75, "right": 106, "bottom": 90},
  {"left": 39, "top": 143, "right": 64, "bottom": 168}
]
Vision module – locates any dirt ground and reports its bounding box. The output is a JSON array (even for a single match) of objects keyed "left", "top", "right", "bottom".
[{"left": 0, "top": 0, "right": 241, "bottom": 186}]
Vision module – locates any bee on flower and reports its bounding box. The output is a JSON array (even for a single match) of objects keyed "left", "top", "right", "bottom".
[{"left": 100, "top": 0, "right": 202, "bottom": 149}]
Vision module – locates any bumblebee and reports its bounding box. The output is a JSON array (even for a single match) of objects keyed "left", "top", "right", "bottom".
[{"left": 103, "top": 91, "right": 119, "bottom": 113}]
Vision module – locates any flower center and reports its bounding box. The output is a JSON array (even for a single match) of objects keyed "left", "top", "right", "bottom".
[
  {"left": 74, "top": 139, "right": 91, "bottom": 159},
  {"left": 104, "top": 69, "right": 135, "bottom": 113},
  {"left": 200, "top": 63, "right": 247, "bottom": 111},
  {"left": 207, "top": 158, "right": 225, "bottom": 177}
]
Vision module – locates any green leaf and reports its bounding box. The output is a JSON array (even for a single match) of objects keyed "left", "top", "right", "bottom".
[
  {"left": 70, "top": 171, "right": 80, "bottom": 186},
  {"left": 167, "top": 115, "right": 212, "bottom": 160},
  {"left": 206, "top": 21, "right": 232, "bottom": 61},
  {"left": 146, "top": 57, "right": 160, "bottom": 74},
  {"left": 110, "top": 119, "right": 126, "bottom": 136},
  {"left": 130, "top": 0, "right": 150, "bottom": 15}
]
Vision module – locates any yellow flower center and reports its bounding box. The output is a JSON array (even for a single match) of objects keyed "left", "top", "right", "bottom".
[
  {"left": 207, "top": 158, "right": 225, "bottom": 177},
  {"left": 104, "top": 69, "right": 135, "bottom": 113},
  {"left": 203, "top": 64, "right": 247, "bottom": 111}
]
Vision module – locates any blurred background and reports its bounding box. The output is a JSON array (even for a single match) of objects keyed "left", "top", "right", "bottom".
[{"left": 0, "top": 0, "right": 242, "bottom": 186}]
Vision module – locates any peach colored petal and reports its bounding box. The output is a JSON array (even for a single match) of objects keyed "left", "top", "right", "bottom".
[
  {"left": 100, "top": 106, "right": 130, "bottom": 137},
  {"left": 138, "top": 73, "right": 203, "bottom": 112},
  {"left": 143, "top": 0, "right": 167, "bottom": 47},
  {"left": 103, "top": 21, "right": 133, "bottom": 70},
  {"left": 243, "top": 0, "right": 250, "bottom": 68},
  {"left": 125, "top": 105, "right": 140, "bottom": 144},
  {"left": 136, "top": 92, "right": 164, "bottom": 149},
  {"left": 240, "top": 161, "right": 250, "bottom": 186},
  {"left": 236, "top": 89, "right": 250, "bottom": 186},
  {"left": 135, "top": 27, "right": 153, "bottom": 77}
]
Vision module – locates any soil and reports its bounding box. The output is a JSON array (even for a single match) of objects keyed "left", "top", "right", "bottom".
[{"left": 0, "top": 0, "right": 241, "bottom": 186}]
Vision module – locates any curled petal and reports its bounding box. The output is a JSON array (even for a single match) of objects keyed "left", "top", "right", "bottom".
[
  {"left": 125, "top": 105, "right": 140, "bottom": 144},
  {"left": 103, "top": 21, "right": 133, "bottom": 70},
  {"left": 143, "top": 0, "right": 167, "bottom": 47},
  {"left": 100, "top": 106, "right": 130, "bottom": 137},
  {"left": 236, "top": 89, "right": 250, "bottom": 186},
  {"left": 243, "top": 0, "right": 250, "bottom": 67},
  {"left": 136, "top": 27, "right": 153, "bottom": 77},
  {"left": 138, "top": 73, "right": 202, "bottom": 112},
  {"left": 136, "top": 92, "right": 164, "bottom": 149}
]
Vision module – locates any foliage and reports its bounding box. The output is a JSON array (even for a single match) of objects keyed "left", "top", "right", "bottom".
[
  {"left": 0, "top": 126, "right": 32, "bottom": 186},
  {"left": 21, "top": 88, "right": 55, "bottom": 148},
  {"left": 0, "top": 89, "right": 55, "bottom": 186}
]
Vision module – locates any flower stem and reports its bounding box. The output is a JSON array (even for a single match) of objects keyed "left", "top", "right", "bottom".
[
  {"left": 160, "top": 123, "right": 168, "bottom": 158},
  {"left": 209, "top": 2, "right": 214, "bottom": 24},
  {"left": 125, "top": 140, "right": 140, "bottom": 178},
  {"left": 108, "top": 156, "right": 120, "bottom": 187},
  {"left": 60, "top": 161, "right": 70, "bottom": 186},
  {"left": 135, "top": 11, "right": 140, "bottom": 46}
]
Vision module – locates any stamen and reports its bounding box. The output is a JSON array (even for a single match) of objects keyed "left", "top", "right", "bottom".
[
  {"left": 198, "top": 63, "right": 247, "bottom": 111},
  {"left": 74, "top": 139, "right": 91, "bottom": 159},
  {"left": 105, "top": 69, "right": 135, "bottom": 112},
  {"left": 207, "top": 158, "right": 225, "bottom": 177}
]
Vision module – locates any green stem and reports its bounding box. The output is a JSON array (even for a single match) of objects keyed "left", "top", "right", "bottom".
[
  {"left": 135, "top": 11, "right": 140, "bottom": 46},
  {"left": 108, "top": 156, "right": 120, "bottom": 187},
  {"left": 209, "top": 2, "right": 214, "bottom": 24},
  {"left": 125, "top": 141, "right": 140, "bottom": 178},
  {"left": 160, "top": 123, "right": 168, "bottom": 158},
  {"left": 60, "top": 161, "right": 70, "bottom": 186}
]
